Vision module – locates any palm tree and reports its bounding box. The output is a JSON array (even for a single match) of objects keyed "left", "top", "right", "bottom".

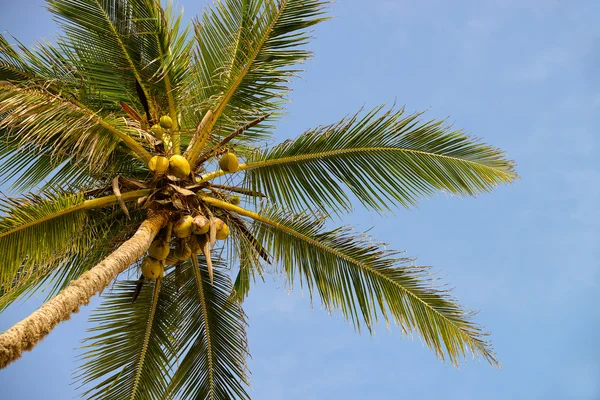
[{"left": 0, "top": 0, "right": 516, "bottom": 398}]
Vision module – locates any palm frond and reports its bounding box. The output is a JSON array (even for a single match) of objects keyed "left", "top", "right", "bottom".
[
  {"left": 132, "top": 1, "right": 192, "bottom": 140},
  {"left": 167, "top": 258, "right": 250, "bottom": 400},
  {"left": 47, "top": 0, "right": 160, "bottom": 114},
  {"left": 0, "top": 81, "right": 152, "bottom": 174},
  {"left": 0, "top": 33, "right": 77, "bottom": 85},
  {"left": 261, "top": 207, "right": 497, "bottom": 365},
  {"left": 233, "top": 106, "right": 517, "bottom": 214},
  {"left": 76, "top": 274, "right": 178, "bottom": 400},
  {"left": 185, "top": 0, "right": 329, "bottom": 161},
  {"left": 0, "top": 188, "right": 149, "bottom": 290},
  {"left": 0, "top": 207, "right": 144, "bottom": 312},
  {"left": 202, "top": 196, "right": 498, "bottom": 366},
  {"left": 223, "top": 212, "right": 268, "bottom": 302}
]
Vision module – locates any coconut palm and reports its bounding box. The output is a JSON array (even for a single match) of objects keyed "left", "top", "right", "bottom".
[{"left": 0, "top": 0, "right": 516, "bottom": 398}]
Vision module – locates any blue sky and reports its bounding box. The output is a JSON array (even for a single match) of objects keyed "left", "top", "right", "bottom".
[{"left": 1, "top": 0, "right": 599, "bottom": 399}]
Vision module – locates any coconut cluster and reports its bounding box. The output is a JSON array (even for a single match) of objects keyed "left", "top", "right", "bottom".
[
  {"left": 140, "top": 212, "right": 229, "bottom": 281},
  {"left": 139, "top": 114, "right": 238, "bottom": 283}
]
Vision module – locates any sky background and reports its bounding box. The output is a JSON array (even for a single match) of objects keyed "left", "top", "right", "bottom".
[{"left": 1, "top": 0, "right": 599, "bottom": 399}]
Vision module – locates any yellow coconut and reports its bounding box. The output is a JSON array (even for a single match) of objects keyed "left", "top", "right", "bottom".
[
  {"left": 173, "top": 215, "right": 194, "bottom": 238},
  {"left": 141, "top": 257, "right": 163, "bottom": 280},
  {"left": 174, "top": 244, "right": 192, "bottom": 261},
  {"left": 150, "top": 124, "right": 164, "bottom": 138},
  {"left": 148, "top": 155, "right": 169, "bottom": 175},
  {"left": 230, "top": 195, "right": 241, "bottom": 205},
  {"left": 192, "top": 215, "right": 210, "bottom": 235},
  {"left": 169, "top": 155, "right": 191, "bottom": 179},
  {"left": 214, "top": 218, "right": 230, "bottom": 240},
  {"left": 148, "top": 240, "right": 170, "bottom": 260},
  {"left": 160, "top": 115, "right": 173, "bottom": 129},
  {"left": 219, "top": 152, "right": 239, "bottom": 173}
]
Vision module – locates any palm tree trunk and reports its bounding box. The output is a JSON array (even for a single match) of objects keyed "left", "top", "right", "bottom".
[{"left": 0, "top": 213, "right": 168, "bottom": 369}]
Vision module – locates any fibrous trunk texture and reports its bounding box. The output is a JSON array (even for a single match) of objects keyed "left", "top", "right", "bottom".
[{"left": 0, "top": 213, "right": 168, "bottom": 369}]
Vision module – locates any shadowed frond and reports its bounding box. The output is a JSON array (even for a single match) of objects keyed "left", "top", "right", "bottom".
[
  {"left": 185, "top": 0, "right": 330, "bottom": 160},
  {"left": 76, "top": 274, "right": 178, "bottom": 400},
  {"left": 225, "top": 213, "right": 268, "bottom": 302},
  {"left": 0, "top": 207, "right": 143, "bottom": 312},
  {"left": 231, "top": 106, "right": 517, "bottom": 214},
  {"left": 167, "top": 258, "right": 250, "bottom": 400},
  {"left": 47, "top": 0, "right": 157, "bottom": 111},
  {"left": 0, "top": 188, "right": 149, "bottom": 290}
]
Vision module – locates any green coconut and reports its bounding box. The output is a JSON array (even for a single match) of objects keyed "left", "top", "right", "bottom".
[
  {"left": 150, "top": 124, "right": 164, "bottom": 138},
  {"left": 219, "top": 152, "right": 239, "bottom": 173},
  {"left": 148, "top": 155, "right": 169, "bottom": 175},
  {"left": 230, "top": 195, "right": 241, "bottom": 205},
  {"left": 174, "top": 244, "right": 192, "bottom": 261},
  {"left": 173, "top": 215, "right": 194, "bottom": 238},
  {"left": 159, "top": 115, "right": 173, "bottom": 129},
  {"left": 148, "top": 240, "right": 170, "bottom": 260},
  {"left": 169, "top": 155, "right": 191, "bottom": 179},
  {"left": 192, "top": 215, "right": 210, "bottom": 235},
  {"left": 141, "top": 257, "right": 163, "bottom": 280},
  {"left": 214, "top": 218, "right": 230, "bottom": 240}
]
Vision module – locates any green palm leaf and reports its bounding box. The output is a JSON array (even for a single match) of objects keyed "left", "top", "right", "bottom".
[
  {"left": 167, "top": 258, "right": 250, "bottom": 400},
  {"left": 0, "top": 207, "right": 142, "bottom": 312},
  {"left": 47, "top": 0, "right": 158, "bottom": 112},
  {"left": 256, "top": 207, "right": 497, "bottom": 365},
  {"left": 0, "top": 81, "right": 152, "bottom": 171},
  {"left": 76, "top": 274, "right": 178, "bottom": 400},
  {"left": 185, "top": 0, "right": 329, "bottom": 160},
  {"left": 227, "top": 106, "right": 516, "bottom": 214},
  {"left": 202, "top": 196, "right": 497, "bottom": 366},
  {"left": 0, "top": 188, "right": 149, "bottom": 290}
]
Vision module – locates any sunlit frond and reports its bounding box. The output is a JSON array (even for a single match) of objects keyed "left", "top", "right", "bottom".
[
  {"left": 236, "top": 106, "right": 517, "bottom": 214},
  {"left": 204, "top": 198, "right": 498, "bottom": 366},
  {"left": 185, "top": 0, "right": 329, "bottom": 160},
  {"left": 0, "top": 81, "right": 152, "bottom": 173}
]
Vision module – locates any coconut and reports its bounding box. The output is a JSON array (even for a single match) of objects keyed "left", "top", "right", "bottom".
[
  {"left": 148, "top": 155, "right": 169, "bottom": 175},
  {"left": 173, "top": 244, "right": 192, "bottom": 261},
  {"left": 150, "top": 124, "right": 164, "bottom": 138},
  {"left": 169, "top": 155, "right": 191, "bottom": 179},
  {"left": 160, "top": 115, "right": 173, "bottom": 129},
  {"left": 230, "top": 195, "right": 241, "bottom": 205},
  {"left": 219, "top": 152, "right": 239, "bottom": 173},
  {"left": 214, "top": 218, "right": 230, "bottom": 240},
  {"left": 148, "top": 240, "right": 170, "bottom": 260},
  {"left": 173, "top": 215, "right": 193, "bottom": 238},
  {"left": 192, "top": 215, "right": 210, "bottom": 235},
  {"left": 141, "top": 257, "right": 163, "bottom": 280}
]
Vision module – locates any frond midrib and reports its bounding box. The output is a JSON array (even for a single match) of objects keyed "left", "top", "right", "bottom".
[
  {"left": 191, "top": 258, "right": 215, "bottom": 399},
  {"left": 199, "top": 146, "right": 517, "bottom": 183},
  {"left": 130, "top": 279, "right": 162, "bottom": 400}
]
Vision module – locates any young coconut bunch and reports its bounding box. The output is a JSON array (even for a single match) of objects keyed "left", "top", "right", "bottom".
[{"left": 0, "top": 1, "right": 517, "bottom": 399}]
